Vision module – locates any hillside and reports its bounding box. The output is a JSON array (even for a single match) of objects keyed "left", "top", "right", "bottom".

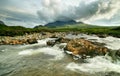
[
  {"left": 35, "top": 20, "right": 84, "bottom": 28},
  {"left": 0, "top": 21, "right": 33, "bottom": 36},
  {"left": 0, "top": 21, "right": 5, "bottom": 25},
  {"left": 0, "top": 20, "right": 120, "bottom": 37},
  {"left": 45, "top": 20, "right": 77, "bottom": 27}
]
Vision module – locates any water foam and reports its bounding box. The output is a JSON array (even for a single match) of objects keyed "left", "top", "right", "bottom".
[
  {"left": 18, "top": 35, "right": 120, "bottom": 74},
  {"left": 66, "top": 34, "right": 120, "bottom": 73},
  {"left": 18, "top": 49, "right": 33, "bottom": 55},
  {"left": 66, "top": 34, "right": 120, "bottom": 50},
  {"left": 18, "top": 38, "right": 64, "bottom": 60},
  {"left": 66, "top": 56, "right": 120, "bottom": 73},
  {"left": 18, "top": 47, "right": 64, "bottom": 60}
]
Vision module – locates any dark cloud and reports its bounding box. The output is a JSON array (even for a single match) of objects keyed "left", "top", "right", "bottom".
[
  {"left": 37, "top": 0, "right": 120, "bottom": 25},
  {"left": 0, "top": 0, "right": 120, "bottom": 27}
]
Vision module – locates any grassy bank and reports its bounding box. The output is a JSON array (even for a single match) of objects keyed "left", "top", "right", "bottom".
[
  {"left": 34, "top": 24, "right": 120, "bottom": 37},
  {"left": 0, "top": 24, "right": 40, "bottom": 36},
  {"left": 0, "top": 23, "right": 120, "bottom": 37}
]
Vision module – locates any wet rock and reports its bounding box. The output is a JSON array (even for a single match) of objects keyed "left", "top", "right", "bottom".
[
  {"left": 47, "top": 37, "right": 70, "bottom": 46},
  {"left": 92, "top": 42, "right": 106, "bottom": 46},
  {"left": 97, "top": 34, "right": 108, "bottom": 38},
  {"left": 47, "top": 40, "right": 56, "bottom": 46},
  {"left": 116, "top": 50, "right": 120, "bottom": 57},
  {"left": 27, "top": 39, "right": 38, "bottom": 44},
  {"left": 50, "top": 35, "right": 58, "bottom": 38},
  {"left": 58, "top": 43, "right": 67, "bottom": 49},
  {"left": 0, "top": 32, "right": 67, "bottom": 45},
  {"left": 105, "top": 71, "right": 120, "bottom": 76},
  {"left": 0, "top": 38, "right": 38, "bottom": 45},
  {"left": 40, "top": 32, "right": 46, "bottom": 35},
  {"left": 46, "top": 37, "right": 63, "bottom": 46},
  {"left": 47, "top": 37, "right": 109, "bottom": 59},
  {"left": 108, "top": 50, "right": 120, "bottom": 61},
  {"left": 57, "top": 37, "right": 70, "bottom": 43},
  {"left": 65, "top": 38, "right": 109, "bottom": 58}
]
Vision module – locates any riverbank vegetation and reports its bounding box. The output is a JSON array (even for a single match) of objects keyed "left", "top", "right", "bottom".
[{"left": 0, "top": 23, "right": 120, "bottom": 37}]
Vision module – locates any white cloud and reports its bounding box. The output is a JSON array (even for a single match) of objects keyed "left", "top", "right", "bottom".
[
  {"left": 37, "top": 0, "right": 120, "bottom": 26},
  {"left": 0, "top": 0, "right": 120, "bottom": 27}
]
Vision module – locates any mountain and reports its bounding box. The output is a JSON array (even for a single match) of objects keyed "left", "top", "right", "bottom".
[
  {"left": 0, "top": 21, "right": 32, "bottom": 36},
  {"left": 45, "top": 20, "right": 77, "bottom": 27},
  {"left": 0, "top": 20, "right": 6, "bottom": 25},
  {"left": 34, "top": 20, "right": 84, "bottom": 28},
  {"left": 34, "top": 25, "right": 44, "bottom": 28},
  {"left": 112, "top": 26, "right": 120, "bottom": 31}
]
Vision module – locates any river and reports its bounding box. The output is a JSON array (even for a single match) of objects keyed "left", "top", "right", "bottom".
[{"left": 0, "top": 34, "right": 120, "bottom": 76}]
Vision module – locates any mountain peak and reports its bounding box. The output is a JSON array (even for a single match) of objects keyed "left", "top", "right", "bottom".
[
  {"left": 45, "top": 20, "right": 77, "bottom": 27},
  {"left": 0, "top": 20, "right": 5, "bottom": 25},
  {"left": 34, "top": 20, "right": 84, "bottom": 28}
]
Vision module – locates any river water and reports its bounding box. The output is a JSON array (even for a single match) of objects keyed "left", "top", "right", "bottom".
[{"left": 0, "top": 34, "right": 120, "bottom": 76}]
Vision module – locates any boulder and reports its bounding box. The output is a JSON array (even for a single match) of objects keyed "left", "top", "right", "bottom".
[
  {"left": 40, "top": 32, "right": 46, "bottom": 35},
  {"left": 50, "top": 35, "right": 58, "bottom": 38},
  {"left": 64, "top": 38, "right": 109, "bottom": 58},
  {"left": 0, "top": 38, "right": 38, "bottom": 45},
  {"left": 109, "top": 50, "right": 120, "bottom": 61},
  {"left": 56, "top": 37, "right": 70, "bottom": 43},
  {"left": 116, "top": 50, "right": 120, "bottom": 57},
  {"left": 97, "top": 34, "right": 108, "bottom": 38},
  {"left": 46, "top": 37, "right": 109, "bottom": 59},
  {"left": 46, "top": 37, "right": 70, "bottom": 46},
  {"left": 27, "top": 38, "right": 38, "bottom": 44},
  {"left": 47, "top": 40, "right": 56, "bottom": 46}
]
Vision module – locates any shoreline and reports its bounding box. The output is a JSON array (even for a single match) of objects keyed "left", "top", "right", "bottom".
[
  {"left": 0, "top": 31, "right": 119, "bottom": 45},
  {"left": 0, "top": 32, "right": 66, "bottom": 45}
]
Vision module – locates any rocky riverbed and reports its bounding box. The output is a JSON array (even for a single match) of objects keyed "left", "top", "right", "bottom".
[
  {"left": 47, "top": 37, "right": 110, "bottom": 60},
  {"left": 0, "top": 32, "right": 120, "bottom": 59},
  {"left": 0, "top": 32, "right": 120, "bottom": 76},
  {"left": 0, "top": 32, "right": 66, "bottom": 45},
  {"left": 46, "top": 33, "right": 120, "bottom": 61}
]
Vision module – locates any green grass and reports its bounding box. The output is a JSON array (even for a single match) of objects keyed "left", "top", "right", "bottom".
[
  {"left": 35, "top": 24, "right": 120, "bottom": 37},
  {"left": 0, "top": 23, "right": 120, "bottom": 37}
]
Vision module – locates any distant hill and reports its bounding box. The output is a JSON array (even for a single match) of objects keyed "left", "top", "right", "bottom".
[
  {"left": 34, "top": 20, "right": 84, "bottom": 28},
  {"left": 112, "top": 26, "right": 120, "bottom": 31},
  {"left": 0, "top": 21, "right": 4, "bottom": 24},
  {"left": 0, "top": 21, "right": 25, "bottom": 30},
  {"left": 34, "top": 25, "right": 45, "bottom": 28},
  {"left": 45, "top": 20, "right": 77, "bottom": 27},
  {"left": 0, "top": 20, "right": 7, "bottom": 27},
  {"left": 0, "top": 21, "right": 32, "bottom": 36}
]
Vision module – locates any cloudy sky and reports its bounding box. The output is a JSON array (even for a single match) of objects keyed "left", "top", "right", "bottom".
[{"left": 0, "top": 0, "right": 120, "bottom": 28}]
